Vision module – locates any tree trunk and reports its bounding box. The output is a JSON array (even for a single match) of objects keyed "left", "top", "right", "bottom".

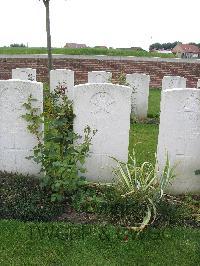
[{"left": 44, "top": 0, "right": 52, "bottom": 79}]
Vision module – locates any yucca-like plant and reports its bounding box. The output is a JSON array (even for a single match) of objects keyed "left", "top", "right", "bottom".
[{"left": 113, "top": 149, "right": 175, "bottom": 231}]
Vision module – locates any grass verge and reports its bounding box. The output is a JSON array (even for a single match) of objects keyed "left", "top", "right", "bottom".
[
  {"left": 0, "top": 220, "right": 199, "bottom": 266},
  {"left": 0, "top": 47, "right": 176, "bottom": 58}
]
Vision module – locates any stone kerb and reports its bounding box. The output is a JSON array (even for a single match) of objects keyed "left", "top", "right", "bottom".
[
  {"left": 126, "top": 73, "right": 150, "bottom": 120},
  {"left": 73, "top": 83, "right": 132, "bottom": 181},
  {"left": 157, "top": 88, "right": 200, "bottom": 194},
  {"left": 12, "top": 68, "right": 37, "bottom": 81},
  {"left": 88, "top": 71, "right": 112, "bottom": 83},
  {"left": 50, "top": 69, "right": 74, "bottom": 100},
  {"left": 162, "top": 76, "right": 186, "bottom": 91},
  {"left": 0, "top": 79, "right": 43, "bottom": 176}
]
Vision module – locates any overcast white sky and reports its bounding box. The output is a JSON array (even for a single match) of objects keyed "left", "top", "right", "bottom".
[{"left": 0, "top": 0, "right": 199, "bottom": 50}]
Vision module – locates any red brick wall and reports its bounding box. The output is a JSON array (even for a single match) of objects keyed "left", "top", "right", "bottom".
[{"left": 0, "top": 56, "right": 199, "bottom": 87}]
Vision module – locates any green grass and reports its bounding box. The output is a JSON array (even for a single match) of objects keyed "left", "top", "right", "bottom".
[
  {"left": 128, "top": 89, "right": 161, "bottom": 165},
  {"left": 0, "top": 220, "right": 199, "bottom": 266},
  {"left": 148, "top": 89, "right": 161, "bottom": 118},
  {"left": 129, "top": 123, "right": 159, "bottom": 165},
  {"left": 0, "top": 47, "right": 176, "bottom": 58}
]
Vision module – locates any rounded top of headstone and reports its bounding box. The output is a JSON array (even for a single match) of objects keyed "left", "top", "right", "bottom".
[
  {"left": 164, "top": 75, "right": 182, "bottom": 78},
  {"left": 14, "top": 68, "right": 34, "bottom": 70},
  {"left": 74, "top": 83, "right": 132, "bottom": 96},
  {"left": 90, "top": 71, "right": 111, "bottom": 73},
  {"left": 75, "top": 82, "right": 131, "bottom": 88},
  {"left": 51, "top": 69, "right": 73, "bottom": 72},
  {"left": 0, "top": 79, "right": 43, "bottom": 86},
  {"left": 164, "top": 88, "right": 199, "bottom": 94},
  {"left": 126, "top": 73, "right": 150, "bottom": 79}
]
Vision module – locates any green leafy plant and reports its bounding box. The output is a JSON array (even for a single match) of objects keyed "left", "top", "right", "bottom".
[
  {"left": 71, "top": 185, "right": 107, "bottom": 213},
  {"left": 22, "top": 87, "right": 95, "bottom": 201},
  {"left": 112, "top": 71, "right": 130, "bottom": 86},
  {"left": 112, "top": 149, "right": 175, "bottom": 231}
]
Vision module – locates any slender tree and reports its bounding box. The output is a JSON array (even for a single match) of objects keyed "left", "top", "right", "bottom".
[{"left": 40, "top": 0, "right": 52, "bottom": 78}]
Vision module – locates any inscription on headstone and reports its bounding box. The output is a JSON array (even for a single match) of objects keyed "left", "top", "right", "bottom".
[
  {"left": 157, "top": 88, "right": 200, "bottom": 194},
  {"left": 126, "top": 73, "right": 150, "bottom": 119},
  {"left": 88, "top": 71, "right": 112, "bottom": 83},
  {"left": 12, "top": 68, "right": 36, "bottom": 81},
  {"left": 73, "top": 83, "right": 132, "bottom": 181},
  {"left": 0, "top": 80, "right": 43, "bottom": 175}
]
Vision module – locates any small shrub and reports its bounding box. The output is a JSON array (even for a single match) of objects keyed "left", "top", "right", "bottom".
[
  {"left": 22, "top": 88, "right": 95, "bottom": 201},
  {"left": 112, "top": 149, "right": 175, "bottom": 231},
  {"left": 112, "top": 72, "right": 130, "bottom": 86},
  {"left": 71, "top": 185, "right": 107, "bottom": 213}
]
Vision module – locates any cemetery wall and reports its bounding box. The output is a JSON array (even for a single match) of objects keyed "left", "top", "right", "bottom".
[{"left": 0, "top": 54, "right": 199, "bottom": 87}]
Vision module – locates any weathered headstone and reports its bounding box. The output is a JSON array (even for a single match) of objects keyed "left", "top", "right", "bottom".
[
  {"left": 73, "top": 83, "right": 132, "bottom": 181},
  {"left": 162, "top": 76, "right": 186, "bottom": 91},
  {"left": 126, "top": 73, "right": 150, "bottom": 120},
  {"left": 50, "top": 69, "right": 74, "bottom": 100},
  {"left": 12, "top": 68, "right": 36, "bottom": 81},
  {"left": 0, "top": 80, "right": 43, "bottom": 176},
  {"left": 157, "top": 88, "right": 200, "bottom": 194},
  {"left": 197, "top": 79, "right": 200, "bottom": 89},
  {"left": 88, "top": 71, "right": 112, "bottom": 83}
]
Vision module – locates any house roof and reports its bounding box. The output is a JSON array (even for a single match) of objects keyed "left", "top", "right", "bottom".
[
  {"left": 172, "top": 44, "right": 200, "bottom": 54},
  {"left": 64, "top": 43, "right": 87, "bottom": 48}
]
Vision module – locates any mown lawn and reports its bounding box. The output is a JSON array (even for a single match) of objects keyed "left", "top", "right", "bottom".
[
  {"left": 148, "top": 88, "right": 161, "bottom": 118},
  {"left": 0, "top": 47, "right": 175, "bottom": 58},
  {"left": 0, "top": 220, "right": 199, "bottom": 266},
  {"left": 129, "top": 89, "right": 161, "bottom": 165},
  {"left": 129, "top": 123, "right": 159, "bottom": 165}
]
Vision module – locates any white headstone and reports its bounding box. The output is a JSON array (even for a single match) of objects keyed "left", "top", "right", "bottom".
[
  {"left": 12, "top": 68, "right": 36, "bottom": 81},
  {"left": 126, "top": 73, "right": 150, "bottom": 120},
  {"left": 88, "top": 71, "right": 112, "bottom": 83},
  {"left": 197, "top": 79, "right": 200, "bottom": 89},
  {"left": 162, "top": 76, "right": 186, "bottom": 91},
  {"left": 73, "top": 83, "right": 132, "bottom": 182},
  {"left": 50, "top": 69, "right": 74, "bottom": 100},
  {"left": 0, "top": 79, "right": 43, "bottom": 176},
  {"left": 157, "top": 88, "right": 200, "bottom": 194}
]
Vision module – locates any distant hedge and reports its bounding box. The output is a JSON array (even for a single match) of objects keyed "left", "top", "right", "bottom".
[{"left": 0, "top": 47, "right": 176, "bottom": 58}]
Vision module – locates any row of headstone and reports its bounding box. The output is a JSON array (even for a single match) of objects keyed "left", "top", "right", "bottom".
[
  {"left": 11, "top": 68, "right": 200, "bottom": 90},
  {"left": 0, "top": 79, "right": 131, "bottom": 183},
  {"left": 49, "top": 69, "right": 150, "bottom": 120},
  {"left": 49, "top": 69, "right": 132, "bottom": 181},
  {"left": 1, "top": 73, "right": 200, "bottom": 194},
  {"left": 11, "top": 68, "right": 150, "bottom": 120},
  {"left": 10, "top": 68, "right": 200, "bottom": 123}
]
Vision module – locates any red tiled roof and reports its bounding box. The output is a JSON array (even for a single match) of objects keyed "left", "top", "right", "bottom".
[{"left": 172, "top": 44, "right": 200, "bottom": 53}]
